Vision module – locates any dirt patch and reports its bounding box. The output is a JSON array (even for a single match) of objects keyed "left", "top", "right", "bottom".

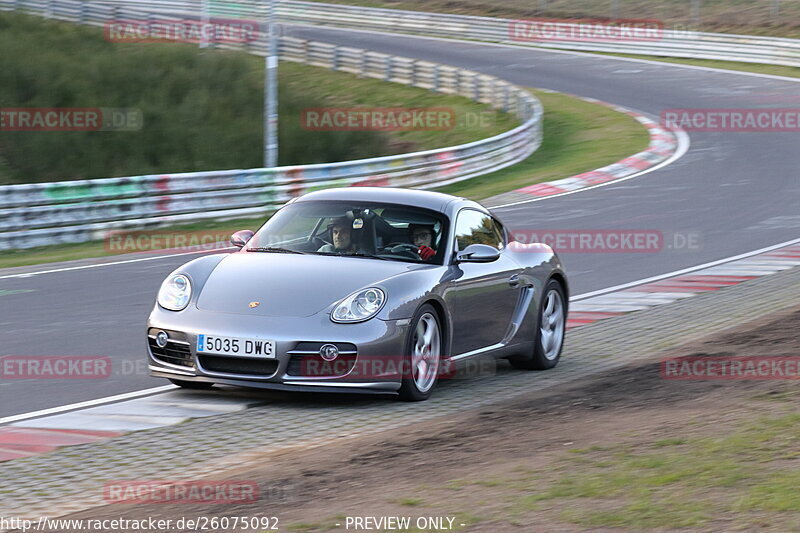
[{"left": 60, "top": 306, "right": 800, "bottom": 532}]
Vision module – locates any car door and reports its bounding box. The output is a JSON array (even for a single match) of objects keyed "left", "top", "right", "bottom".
[{"left": 449, "top": 209, "right": 523, "bottom": 356}]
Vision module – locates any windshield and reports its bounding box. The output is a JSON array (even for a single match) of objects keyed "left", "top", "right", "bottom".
[{"left": 246, "top": 200, "right": 449, "bottom": 265}]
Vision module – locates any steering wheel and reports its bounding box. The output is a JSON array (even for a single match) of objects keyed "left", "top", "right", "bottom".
[{"left": 382, "top": 242, "right": 420, "bottom": 259}]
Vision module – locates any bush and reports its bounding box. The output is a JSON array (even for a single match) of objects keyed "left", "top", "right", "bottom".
[{"left": 0, "top": 12, "right": 389, "bottom": 184}]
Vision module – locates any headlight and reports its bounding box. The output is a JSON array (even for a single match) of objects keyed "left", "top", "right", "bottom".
[
  {"left": 157, "top": 274, "right": 192, "bottom": 311},
  {"left": 331, "top": 287, "right": 386, "bottom": 323}
]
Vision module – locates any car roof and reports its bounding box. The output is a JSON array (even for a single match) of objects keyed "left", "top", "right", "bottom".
[{"left": 294, "top": 187, "right": 469, "bottom": 213}]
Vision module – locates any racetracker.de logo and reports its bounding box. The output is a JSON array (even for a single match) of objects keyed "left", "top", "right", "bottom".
[
  {"left": 661, "top": 109, "right": 800, "bottom": 132},
  {"left": 300, "top": 107, "right": 457, "bottom": 131},
  {"left": 661, "top": 357, "right": 800, "bottom": 380},
  {"left": 0, "top": 356, "right": 112, "bottom": 379},
  {"left": 0, "top": 108, "right": 142, "bottom": 132},
  {"left": 509, "top": 18, "right": 664, "bottom": 42},
  {"left": 104, "top": 230, "right": 233, "bottom": 253},
  {"left": 104, "top": 481, "right": 259, "bottom": 504},
  {"left": 104, "top": 18, "right": 261, "bottom": 44},
  {"left": 297, "top": 355, "right": 498, "bottom": 381},
  {"left": 509, "top": 230, "right": 664, "bottom": 253}
]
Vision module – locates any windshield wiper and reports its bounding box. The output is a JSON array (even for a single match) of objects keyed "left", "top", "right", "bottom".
[
  {"left": 312, "top": 251, "right": 391, "bottom": 261},
  {"left": 350, "top": 253, "right": 391, "bottom": 261},
  {"left": 246, "top": 247, "right": 305, "bottom": 254}
]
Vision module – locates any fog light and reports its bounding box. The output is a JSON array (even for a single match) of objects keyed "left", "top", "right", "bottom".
[
  {"left": 156, "top": 331, "right": 169, "bottom": 348},
  {"left": 319, "top": 344, "right": 339, "bottom": 361}
]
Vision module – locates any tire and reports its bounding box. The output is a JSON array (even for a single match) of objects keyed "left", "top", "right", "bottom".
[
  {"left": 397, "top": 304, "right": 443, "bottom": 402},
  {"left": 509, "top": 279, "right": 566, "bottom": 370},
  {"left": 169, "top": 378, "right": 215, "bottom": 390}
]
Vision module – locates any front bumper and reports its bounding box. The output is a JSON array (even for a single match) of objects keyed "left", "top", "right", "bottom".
[{"left": 147, "top": 307, "right": 409, "bottom": 394}]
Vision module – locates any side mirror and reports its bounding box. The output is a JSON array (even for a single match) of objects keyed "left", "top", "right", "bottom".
[
  {"left": 455, "top": 243, "right": 500, "bottom": 263},
  {"left": 231, "top": 230, "right": 254, "bottom": 248}
]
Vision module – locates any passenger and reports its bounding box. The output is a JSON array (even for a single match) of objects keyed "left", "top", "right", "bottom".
[
  {"left": 410, "top": 224, "right": 436, "bottom": 261},
  {"left": 318, "top": 218, "right": 359, "bottom": 254}
]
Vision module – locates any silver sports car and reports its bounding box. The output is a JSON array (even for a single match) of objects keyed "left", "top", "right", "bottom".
[{"left": 147, "top": 187, "right": 568, "bottom": 401}]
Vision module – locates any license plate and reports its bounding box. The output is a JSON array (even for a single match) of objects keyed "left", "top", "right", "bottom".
[{"left": 196, "top": 334, "right": 275, "bottom": 358}]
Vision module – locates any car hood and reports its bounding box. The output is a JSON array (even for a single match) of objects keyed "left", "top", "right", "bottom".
[{"left": 196, "top": 252, "right": 427, "bottom": 317}]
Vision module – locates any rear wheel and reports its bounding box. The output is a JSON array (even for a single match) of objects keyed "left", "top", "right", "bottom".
[
  {"left": 169, "top": 379, "right": 214, "bottom": 390},
  {"left": 509, "top": 279, "right": 565, "bottom": 370},
  {"left": 398, "top": 304, "right": 442, "bottom": 402}
]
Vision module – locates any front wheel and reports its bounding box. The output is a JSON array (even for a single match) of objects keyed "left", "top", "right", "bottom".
[
  {"left": 169, "top": 378, "right": 214, "bottom": 390},
  {"left": 398, "top": 304, "right": 442, "bottom": 402},
  {"left": 509, "top": 279, "right": 566, "bottom": 370}
]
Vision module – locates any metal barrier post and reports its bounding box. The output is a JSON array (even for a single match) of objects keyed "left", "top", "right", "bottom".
[{"left": 264, "top": 0, "right": 279, "bottom": 168}]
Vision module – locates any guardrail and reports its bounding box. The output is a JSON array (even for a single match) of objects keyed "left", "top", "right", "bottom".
[
  {"left": 278, "top": 0, "right": 800, "bottom": 67},
  {"left": 108, "top": 0, "right": 800, "bottom": 67},
  {"left": 0, "top": 0, "right": 543, "bottom": 250}
]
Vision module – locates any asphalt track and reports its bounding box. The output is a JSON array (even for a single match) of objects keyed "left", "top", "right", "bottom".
[{"left": 0, "top": 26, "right": 798, "bottom": 418}]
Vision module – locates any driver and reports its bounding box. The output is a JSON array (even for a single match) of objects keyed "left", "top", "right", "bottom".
[
  {"left": 318, "top": 217, "right": 359, "bottom": 254},
  {"left": 410, "top": 224, "right": 436, "bottom": 261}
]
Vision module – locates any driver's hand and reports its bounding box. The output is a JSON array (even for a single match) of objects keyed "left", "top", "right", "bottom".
[{"left": 418, "top": 245, "right": 435, "bottom": 260}]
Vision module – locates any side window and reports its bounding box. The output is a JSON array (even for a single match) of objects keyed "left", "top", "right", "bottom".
[
  {"left": 455, "top": 210, "right": 503, "bottom": 251},
  {"left": 492, "top": 218, "right": 507, "bottom": 249}
]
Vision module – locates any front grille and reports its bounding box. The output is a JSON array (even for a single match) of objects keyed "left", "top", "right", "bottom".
[
  {"left": 286, "top": 342, "right": 357, "bottom": 377},
  {"left": 286, "top": 353, "right": 358, "bottom": 377},
  {"left": 198, "top": 355, "right": 279, "bottom": 376},
  {"left": 148, "top": 329, "right": 193, "bottom": 368}
]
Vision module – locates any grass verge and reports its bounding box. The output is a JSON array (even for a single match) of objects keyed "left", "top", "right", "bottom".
[
  {"left": 384, "top": 393, "right": 800, "bottom": 530},
  {"left": 500, "top": 410, "right": 800, "bottom": 529},
  {"left": 435, "top": 89, "right": 650, "bottom": 200}
]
